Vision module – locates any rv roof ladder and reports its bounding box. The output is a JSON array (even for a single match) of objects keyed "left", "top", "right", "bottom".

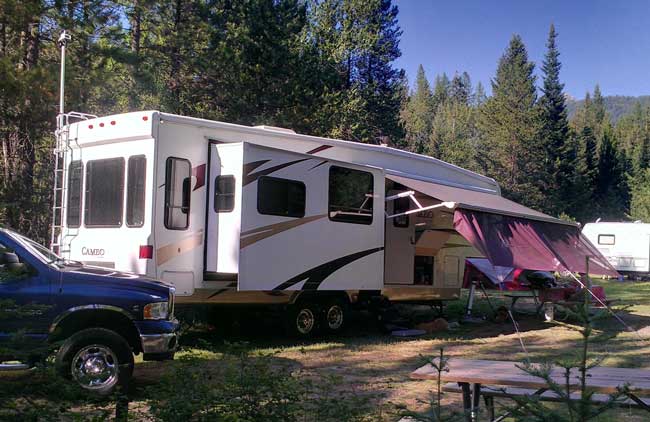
[
  {"left": 385, "top": 190, "right": 456, "bottom": 219},
  {"left": 49, "top": 111, "right": 97, "bottom": 255}
]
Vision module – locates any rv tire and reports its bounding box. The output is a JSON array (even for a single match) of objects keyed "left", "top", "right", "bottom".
[
  {"left": 286, "top": 302, "right": 319, "bottom": 338},
  {"left": 322, "top": 300, "right": 347, "bottom": 334}
]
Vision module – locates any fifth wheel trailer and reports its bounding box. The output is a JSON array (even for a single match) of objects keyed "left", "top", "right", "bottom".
[
  {"left": 50, "top": 110, "right": 612, "bottom": 335},
  {"left": 582, "top": 221, "right": 650, "bottom": 277}
]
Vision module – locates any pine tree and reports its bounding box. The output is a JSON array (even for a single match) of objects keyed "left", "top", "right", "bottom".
[
  {"left": 449, "top": 72, "right": 471, "bottom": 105},
  {"left": 594, "top": 127, "right": 628, "bottom": 220},
  {"left": 309, "top": 0, "right": 405, "bottom": 143},
  {"left": 574, "top": 126, "right": 598, "bottom": 221},
  {"left": 479, "top": 34, "right": 545, "bottom": 208},
  {"left": 539, "top": 24, "right": 571, "bottom": 215},
  {"left": 400, "top": 64, "right": 434, "bottom": 154},
  {"left": 432, "top": 73, "right": 450, "bottom": 109},
  {"left": 473, "top": 81, "right": 487, "bottom": 106}
]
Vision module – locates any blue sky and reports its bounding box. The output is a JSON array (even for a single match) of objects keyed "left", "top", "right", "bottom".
[{"left": 394, "top": 0, "right": 650, "bottom": 98}]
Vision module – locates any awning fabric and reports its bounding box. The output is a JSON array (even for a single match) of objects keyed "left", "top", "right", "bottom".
[
  {"left": 454, "top": 210, "right": 618, "bottom": 276},
  {"left": 386, "top": 174, "right": 618, "bottom": 277},
  {"left": 387, "top": 174, "right": 565, "bottom": 225}
]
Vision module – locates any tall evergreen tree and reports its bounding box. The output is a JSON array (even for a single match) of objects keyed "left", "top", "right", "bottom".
[
  {"left": 400, "top": 64, "right": 434, "bottom": 154},
  {"left": 432, "top": 73, "right": 450, "bottom": 109},
  {"left": 594, "top": 127, "right": 628, "bottom": 219},
  {"left": 450, "top": 71, "right": 471, "bottom": 105},
  {"left": 539, "top": 24, "right": 571, "bottom": 215},
  {"left": 478, "top": 35, "right": 545, "bottom": 208}
]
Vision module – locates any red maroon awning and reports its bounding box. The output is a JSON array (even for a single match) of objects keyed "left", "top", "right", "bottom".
[
  {"left": 386, "top": 174, "right": 618, "bottom": 277},
  {"left": 453, "top": 209, "right": 618, "bottom": 277}
]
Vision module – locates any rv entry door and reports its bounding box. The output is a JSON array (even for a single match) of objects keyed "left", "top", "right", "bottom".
[{"left": 205, "top": 143, "right": 243, "bottom": 280}]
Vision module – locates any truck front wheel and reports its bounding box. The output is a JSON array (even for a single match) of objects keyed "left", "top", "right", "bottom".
[{"left": 56, "top": 328, "right": 134, "bottom": 395}]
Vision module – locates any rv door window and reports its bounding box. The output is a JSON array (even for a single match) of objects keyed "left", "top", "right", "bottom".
[
  {"left": 164, "top": 157, "right": 191, "bottom": 230},
  {"left": 66, "top": 160, "right": 83, "bottom": 228},
  {"left": 598, "top": 234, "right": 615, "bottom": 245},
  {"left": 126, "top": 155, "right": 147, "bottom": 227},
  {"left": 328, "top": 166, "right": 374, "bottom": 225},
  {"left": 257, "top": 176, "right": 306, "bottom": 218},
  {"left": 84, "top": 158, "right": 125, "bottom": 227},
  {"left": 214, "top": 175, "right": 235, "bottom": 212}
]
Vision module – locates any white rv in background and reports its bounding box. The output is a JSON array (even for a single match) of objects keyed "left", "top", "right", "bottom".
[
  {"left": 582, "top": 221, "right": 650, "bottom": 277},
  {"left": 51, "top": 110, "right": 544, "bottom": 335}
]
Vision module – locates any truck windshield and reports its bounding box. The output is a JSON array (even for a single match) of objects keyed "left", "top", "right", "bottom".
[{"left": 11, "top": 232, "right": 60, "bottom": 264}]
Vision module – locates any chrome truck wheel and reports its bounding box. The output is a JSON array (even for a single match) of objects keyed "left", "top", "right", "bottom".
[
  {"left": 71, "top": 345, "right": 119, "bottom": 390},
  {"left": 56, "top": 328, "right": 134, "bottom": 395}
]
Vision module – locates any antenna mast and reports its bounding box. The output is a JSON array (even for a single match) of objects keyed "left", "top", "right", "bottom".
[{"left": 57, "top": 30, "right": 71, "bottom": 131}]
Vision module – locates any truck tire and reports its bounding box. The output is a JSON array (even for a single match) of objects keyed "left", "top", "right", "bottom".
[
  {"left": 285, "top": 302, "right": 319, "bottom": 338},
  {"left": 321, "top": 300, "right": 347, "bottom": 334},
  {"left": 55, "top": 328, "right": 134, "bottom": 395}
]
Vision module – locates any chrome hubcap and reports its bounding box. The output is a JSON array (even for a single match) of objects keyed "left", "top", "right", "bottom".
[
  {"left": 71, "top": 345, "right": 119, "bottom": 390},
  {"left": 296, "top": 308, "right": 315, "bottom": 334},
  {"left": 326, "top": 305, "right": 344, "bottom": 330}
]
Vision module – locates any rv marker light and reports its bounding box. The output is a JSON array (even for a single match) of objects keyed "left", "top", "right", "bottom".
[
  {"left": 99, "top": 122, "right": 105, "bottom": 127},
  {"left": 110, "top": 120, "right": 116, "bottom": 125},
  {"left": 142, "top": 116, "right": 148, "bottom": 121},
  {"left": 88, "top": 124, "right": 93, "bottom": 129},
  {"left": 139, "top": 245, "right": 154, "bottom": 259}
]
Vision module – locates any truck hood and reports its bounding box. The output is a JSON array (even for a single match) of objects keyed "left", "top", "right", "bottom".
[{"left": 60, "top": 264, "right": 173, "bottom": 298}]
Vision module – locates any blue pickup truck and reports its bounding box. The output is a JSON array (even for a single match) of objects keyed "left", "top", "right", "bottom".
[{"left": 0, "top": 227, "right": 179, "bottom": 394}]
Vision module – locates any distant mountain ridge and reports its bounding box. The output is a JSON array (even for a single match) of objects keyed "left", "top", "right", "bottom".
[{"left": 566, "top": 95, "right": 650, "bottom": 123}]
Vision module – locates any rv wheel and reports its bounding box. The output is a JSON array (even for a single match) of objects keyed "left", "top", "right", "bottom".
[
  {"left": 322, "top": 300, "right": 347, "bottom": 334},
  {"left": 286, "top": 302, "right": 319, "bottom": 337}
]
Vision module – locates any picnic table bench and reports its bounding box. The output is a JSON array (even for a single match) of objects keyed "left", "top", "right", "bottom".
[{"left": 411, "top": 358, "right": 650, "bottom": 422}]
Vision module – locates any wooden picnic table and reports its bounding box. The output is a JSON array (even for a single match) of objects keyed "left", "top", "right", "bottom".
[{"left": 411, "top": 358, "right": 650, "bottom": 422}]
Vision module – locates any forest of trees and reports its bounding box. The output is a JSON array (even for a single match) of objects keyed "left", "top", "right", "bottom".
[{"left": 1, "top": 0, "right": 649, "bottom": 244}]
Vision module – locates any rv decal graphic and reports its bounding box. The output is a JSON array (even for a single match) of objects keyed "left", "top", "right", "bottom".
[
  {"left": 240, "top": 214, "right": 328, "bottom": 249},
  {"left": 272, "top": 247, "right": 384, "bottom": 291},
  {"left": 306, "top": 145, "right": 333, "bottom": 155},
  {"left": 81, "top": 247, "right": 105, "bottom": 257},
  {"left": 206, "top": 282, "right": 238, "bottom": 299},
  {"left": 243, "top": 158, "right": 310, "bottom": 186},
  {"left": 192, "top": 163, "right": 206, "bottom": 191},
  {"left": 156, "top": 230, "right": 204, "bottom": 266},
  {"left": 308, "top": 160, "right": 328, "bottom": 171}
]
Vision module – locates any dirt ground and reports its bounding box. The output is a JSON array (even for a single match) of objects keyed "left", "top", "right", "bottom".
[{"left": 131, "top": 280, "right": 650, "bottom": 421}]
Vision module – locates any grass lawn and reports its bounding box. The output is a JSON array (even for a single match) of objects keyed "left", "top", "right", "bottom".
[{"left": 3, "top": 279, "right": 650, "bottom": 421}]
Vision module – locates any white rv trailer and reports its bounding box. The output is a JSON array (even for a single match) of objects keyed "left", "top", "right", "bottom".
[
  {"left": 51, "top": 110, "right": 558, "bottom": 334},
  {"left": 582, "top": 221, "right": 650, "bottom": 277}
]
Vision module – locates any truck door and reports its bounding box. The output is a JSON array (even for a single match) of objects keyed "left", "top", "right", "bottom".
[{"left": 204, "top": 143, "right": 243, "bottom": 279}]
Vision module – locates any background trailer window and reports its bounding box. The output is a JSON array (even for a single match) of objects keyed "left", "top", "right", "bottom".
[
  {"left": 66, "top": 160, "right": 83, "bottom": 228},
  {"left": 84, "top": 158, "right": 125, "bottom": 227},
  {"left": 164, "top": 157, "right": 191, "bottom": 230},
  {"left": 257, "top": 176, "right": 305, "bottom": 218},
  {"left": 126, "top": 155, "right": 147, "bottom": 227},
  {"left": 328, "top": 166, "right": 374, "bottom": 224}
]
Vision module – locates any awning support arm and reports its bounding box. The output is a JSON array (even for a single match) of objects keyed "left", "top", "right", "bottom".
[{"left": 385, "top": 200, "right": 456, "bottom": 219}]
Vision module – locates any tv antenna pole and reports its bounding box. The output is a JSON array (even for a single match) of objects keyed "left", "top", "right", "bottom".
[{"left": 57, "top": 30, "right": 71, "bottom": 131}]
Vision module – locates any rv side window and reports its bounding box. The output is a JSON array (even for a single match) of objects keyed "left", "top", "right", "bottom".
[
  {"left": 164, "top": 157, "right": 191, "bottom": 230},
  {"left": 328, "top": 166, "right": 374, "bottom": 225},
  {"left": 66, "top": 160, "right": 83, "bottom": 228},
  {"left": 257, "top": 176, "right": 306, "bottom": 218},
  {"left": 598, "top": 234, "right": 615, "bottom": 245},
  {"left": 126, "top": 155, "right": 147, "bottom": 227},
  {"left": 84, "top": 158, "right": 125, "bottom": 227},
  {"left": 214, "top": 175, "right": 235, "bottom": 212}
]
